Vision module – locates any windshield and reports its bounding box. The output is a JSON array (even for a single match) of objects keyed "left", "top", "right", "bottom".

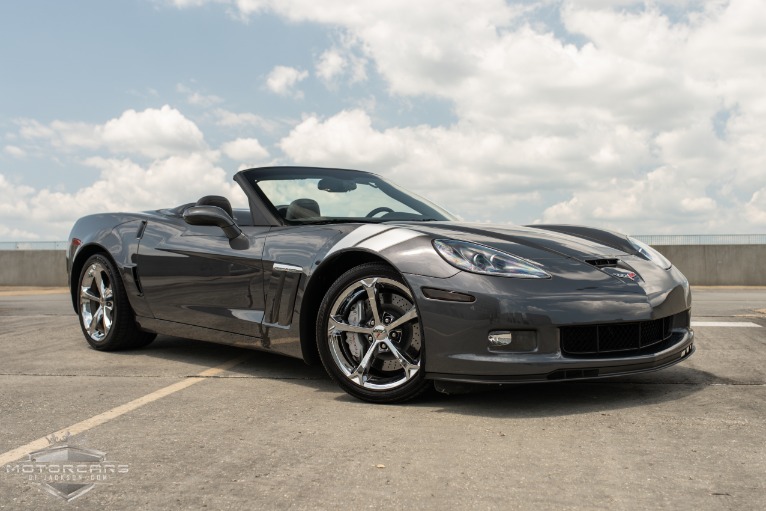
[{"left": 251, "top": 172, "right": 456, "bottom": 224}]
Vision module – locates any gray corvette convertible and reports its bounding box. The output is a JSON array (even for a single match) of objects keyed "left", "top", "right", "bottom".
[{"left": 67, "top": 166, "right": 694, "bottom": 402}]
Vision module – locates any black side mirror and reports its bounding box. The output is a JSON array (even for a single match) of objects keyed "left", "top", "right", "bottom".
[{"left": 183, "top": 206, "right": 249, "bottom": 249}]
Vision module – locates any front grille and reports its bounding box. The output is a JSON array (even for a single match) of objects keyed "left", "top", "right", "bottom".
[{"left": 560, "top": 311, "right": 689, "bottom": 357}]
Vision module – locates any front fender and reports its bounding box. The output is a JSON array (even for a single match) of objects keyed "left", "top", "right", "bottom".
[
  {"left": 67, "top": 214, "right": 151, "bottom": 317},
  {"left": 320, "top": 224, "right": 458, "bottom": 279}
]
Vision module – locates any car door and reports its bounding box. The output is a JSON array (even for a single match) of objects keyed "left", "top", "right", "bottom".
[{"left": 136, "top": 214, "right": 269, "bottom": 338}]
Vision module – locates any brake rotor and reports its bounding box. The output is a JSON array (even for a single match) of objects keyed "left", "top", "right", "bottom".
[{"left": 379, "top": 294, "right": 421, "bottom": 372}]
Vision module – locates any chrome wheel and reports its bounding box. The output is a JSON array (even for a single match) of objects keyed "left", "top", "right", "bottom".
[
  {"left": 79, "top": 262, "right": 114, "bottom": 342},
  {"left": 327, "top": 277, "right": 422, "bottom": 390},
  {"left": 76, "top": 254, "right": 156, "bottom": 351}
]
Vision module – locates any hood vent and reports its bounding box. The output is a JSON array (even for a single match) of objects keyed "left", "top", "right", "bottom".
[{"left": 586, "top": 258, "right": 619, "bottom": 268}]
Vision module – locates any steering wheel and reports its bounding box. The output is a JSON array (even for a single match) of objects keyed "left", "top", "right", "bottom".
[{"left": 365, "top": 207, "right": 395, "bottom": 218}]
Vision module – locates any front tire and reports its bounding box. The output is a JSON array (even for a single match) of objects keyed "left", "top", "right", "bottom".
[
  {"left": 316, "top": 263, "right": 430, "bottom": 403},
  {"left": 77, "top": 254, "right": 156, "bottom": 351}
]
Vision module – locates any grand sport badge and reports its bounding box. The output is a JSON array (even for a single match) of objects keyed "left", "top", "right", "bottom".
[{"left": 603, "top": 267, "right": 643, "bottom": 282}]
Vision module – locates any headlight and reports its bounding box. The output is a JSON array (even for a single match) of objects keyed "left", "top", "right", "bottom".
[
  {"left": 628, "top": 237, "right": 671, "bottom": 270},
  {"left": 433, "top": 239, "right": 551, "bottom": 279}
]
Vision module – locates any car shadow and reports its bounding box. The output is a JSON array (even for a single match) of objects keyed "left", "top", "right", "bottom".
[
  {"left": 122, "top": 334, "right": 330, "bottom": 380},
  {"left": 128, "top": 335, "right": 714, "bottom": 417},
  {"left": 405, "top": 365, "right": 718, "bottom": 418}
]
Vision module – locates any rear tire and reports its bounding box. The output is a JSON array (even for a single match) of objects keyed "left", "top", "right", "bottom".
[
  {"left": 77, "top": 254, "right": 156, "bottom": 351},
  {"left": 316, "top": 263, "right": 430, "bottom": 403}
]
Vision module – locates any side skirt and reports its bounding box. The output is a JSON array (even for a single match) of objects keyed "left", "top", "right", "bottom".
[{"left": 135, "top": 316, "right": 304, "bottom": 360}]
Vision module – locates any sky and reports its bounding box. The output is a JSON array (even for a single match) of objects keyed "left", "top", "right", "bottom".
[{"left": 1, "top": 0, "right": 764, "bottom": 240}]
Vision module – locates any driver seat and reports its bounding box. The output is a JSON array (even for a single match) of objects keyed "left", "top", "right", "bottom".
[{"left": 286, "top": 198, "right": 321, "bottom": 220}]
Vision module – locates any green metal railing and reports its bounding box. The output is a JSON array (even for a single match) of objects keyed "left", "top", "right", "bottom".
[
  {"left": 632, "top": 234, "right": 766, "bottom": 245},
  {"left": 0, "top": 241, "right": 69, "bottom": 250}
]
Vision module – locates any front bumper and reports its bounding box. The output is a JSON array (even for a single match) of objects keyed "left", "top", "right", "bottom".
[
  {"left": 403, "top": 260, "right": 694, "bottom": 381},
  {"left": 427, "top": 329, "right": 694, "bottom": 384}
]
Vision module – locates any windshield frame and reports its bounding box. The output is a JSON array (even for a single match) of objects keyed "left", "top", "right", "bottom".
[{"left": 237, "top": 166, "right": 457, "bottom": 226}]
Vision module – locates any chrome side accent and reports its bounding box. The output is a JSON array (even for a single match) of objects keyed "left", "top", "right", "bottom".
[{"left": 273, "top": 262, "right": 303, "bottom": 273}]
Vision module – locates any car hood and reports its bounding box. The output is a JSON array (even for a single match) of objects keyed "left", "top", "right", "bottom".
[
  {"left": 394, "top": 221, "right": 630, "bottom": 263},
  {"left": 385, "top": 221, "right": 680, "bottom": 295}
]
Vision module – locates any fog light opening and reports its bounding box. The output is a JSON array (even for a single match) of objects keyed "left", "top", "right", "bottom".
[{"left": 488, "top": 330, "right": 538, "bottom": 353}]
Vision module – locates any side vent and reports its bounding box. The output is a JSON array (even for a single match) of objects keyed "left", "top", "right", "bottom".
[
  {"left": 131, "top": 266, "right": 144, "bottom": 296},
  {"left": 264, "top": 264, "right": 303, "bottom": 327},
  {"left": 136, "top": 220, "right": 147, "bottom": 239}
]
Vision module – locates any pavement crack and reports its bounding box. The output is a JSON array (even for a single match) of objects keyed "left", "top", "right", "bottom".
[
  {"left": 0, "top": 372, "right": 173, "bottom": 378},
  {"left": 590, "top": 381, "right": 766, "bottom": 386},
  {"left": 188, "top": 375, "right": 326, "bottom": 380},
  {"left": 0, "top": 373, "right": 759, "bottom": 384},
  {"left": 0, "top": 372, "right": 326, "bottom": 380}
]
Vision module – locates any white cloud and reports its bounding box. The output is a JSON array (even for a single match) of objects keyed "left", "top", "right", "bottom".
[
  {"left": 18, "top": 119, "right": 55, "bottom": 140},
  {"left": 314, "top": 38, "right": 368, "bottom": 87},
  {"left": 220, "top": 137, "right": 269, "bottom": 161},
  {"left": 17, "top": 105, "right": 207, "bottom": 159},
  {"left": 212, "top": 108, "right": 281, "bottom": 132},
  {"left": 213, "top": 108, "right": 266, "bottom": 127},
  {"left": 338, "top": 32, "right": 369, "bottom": 84},
  {"left": 0, "top": 224, "right": 39, "bottom": 240},
  {"left": 265, "top": 65, "right": 309, "bottom": 98},
  {"left": 315, "top": 49, "right": 346, "bottom": 85},
  {"left": 100, "top": 106, "right": 207, "bottom": 158},
  {"left": 168, "top": 0, "right": 216, "bottom": 7},
  {"left": 266, "top": 0, "right": 766, "bottom": 233},
  {"left": 3, "top": 145, "right": 25, "bottom": 158},
  {"left": 0, "top": 153, "right": 246, "bottom": 241},
  {"left": 538, "top": 165, "right": 733, "bottom": 234},
  {"left": 74, "top": 153, "right": 243, "bottom": 212},
  {"left": 18, "top": 118, "right": 102, "bottom": 151},
  {"left": 1, "top": 106, "right": 244, "bottom": 240},
  {"left": 176, "top": 83, "right": 224, "bottom": 107},
  {"left": 0, "top": 174, "right": 34, "bottom": 219},
  {"left": 681, "top": 197, "right": 717, "bottom": 213},
  {"left": 745, "top": 190, "right": 766, "bottom": 226},
  {"left": 7, "top": 0, "right": 766, "bottom": 240},
  {"left": 278, "top": 109, "right": 661, "bottom": 222},
  {"left": 280, "top": 110, "right": 402, "bottom": 167}
]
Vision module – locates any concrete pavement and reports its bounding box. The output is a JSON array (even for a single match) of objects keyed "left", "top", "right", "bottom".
[{"left": 0, "top": 288, "right": 764, "bottom": 510}]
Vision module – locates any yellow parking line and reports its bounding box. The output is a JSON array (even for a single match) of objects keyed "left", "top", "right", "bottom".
[
  {"left": 0, "top": 354, "right": 249, "bottom": 466},
  {"left": 0, "top": 287, "right": 69, "bottom": 296}
]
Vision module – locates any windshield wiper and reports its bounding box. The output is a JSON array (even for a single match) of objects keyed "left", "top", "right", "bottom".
[
  {"left": 298, "top": 219, "right": 381, "bottom": 225},
  {"left": 293, "top": 217, "right": 442, "bottom": 226}
]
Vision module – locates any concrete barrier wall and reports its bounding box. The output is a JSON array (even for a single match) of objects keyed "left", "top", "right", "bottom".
[
  {"left": 653, "top": 245, "right": 766, "bottom": 286},
  {"left": 0, "top": 245, "right": 764, "bottom": 287},
  {"left": 0, "top": 250, "right": 67, "bottom": 287}
]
